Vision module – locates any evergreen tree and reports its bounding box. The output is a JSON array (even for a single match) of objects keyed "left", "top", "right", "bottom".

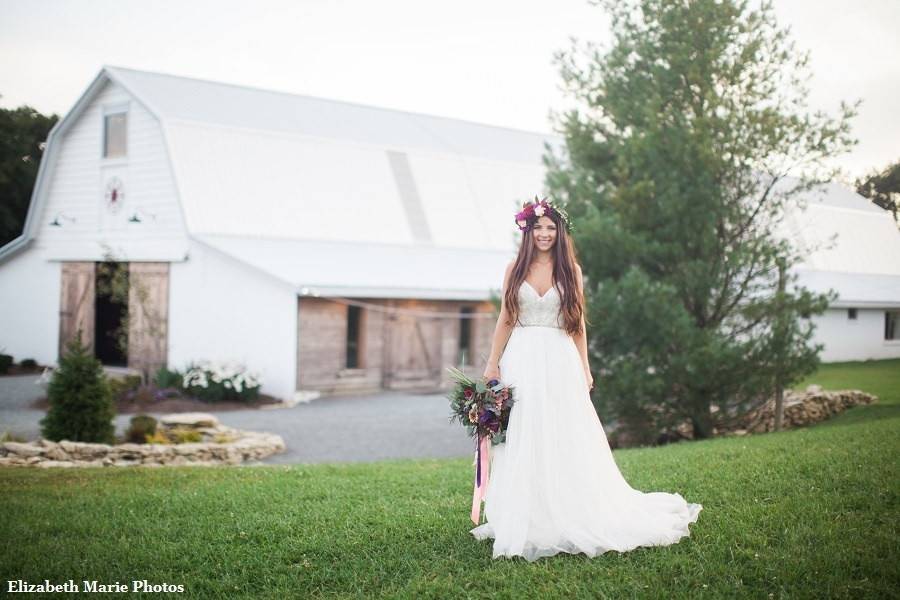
[
  {"left": 40, "top": 329, "right": 116, "bottom": 444},
  {"left": 545, "top": 0, "right": 858, "bottom": 441}
]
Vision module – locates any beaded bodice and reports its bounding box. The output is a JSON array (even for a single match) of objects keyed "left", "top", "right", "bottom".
[{"left": 516, "top": 280, "right": 564, "bottom": 329}]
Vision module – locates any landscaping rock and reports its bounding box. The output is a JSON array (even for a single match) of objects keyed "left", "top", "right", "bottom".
[
  {"left": 3, "top": 441, "right": 44, "bottom": 457},
  {"left": 0, "top": 421, "right": 286, "bottom": 468},
  {"left": 732, "top": 388, "right": 877, "bottom": 434},
  {"left": 159, "top": 413, "right": 220, "bottom": 428}
]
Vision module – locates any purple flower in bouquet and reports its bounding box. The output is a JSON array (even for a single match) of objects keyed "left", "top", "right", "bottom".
[{"left": 479, "top": 409, "right": 500, "bottom": 433}]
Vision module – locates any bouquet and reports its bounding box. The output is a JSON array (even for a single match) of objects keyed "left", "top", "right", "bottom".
[
  {"left": 446, "top": 366, "right": 515, "bottom": 445},
  {"left": 446, "top": 366, "right": 516, "bottom": 524}
]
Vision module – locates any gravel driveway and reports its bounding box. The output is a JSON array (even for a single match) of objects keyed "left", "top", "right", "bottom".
[{"left": 0, "top": 374, "right": 477, "bottom": 465}]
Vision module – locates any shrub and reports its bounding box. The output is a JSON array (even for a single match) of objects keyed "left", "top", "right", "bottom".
[
  {"left": 0, "top": 353, "right": 12, "bottom": 374},
  {"left": 168, "top": 428, "right": 202, "bottom": 444},
  {"left": 144, "top": 430, "right": 172, "bottom": 444},
  {"left": 20, "top": 358, "right": 38, "bottom": 369},
  {"left": 109, "top": 375, "right": 142, "bottom": 400},
  {"left": 143, "top": 427, "right": 201, "bottom": 444},
  {"left": 125, "top": 414, "right": 157, "bottom": 444},
  {"left": 39, "top": 330, "right": 116, "bottom": 444},
  {"left": 181, "top": 360, "right": 262, "bottom": 403},
  {"left": 153, "top": 366, "right": 183, "bottom": 390}
]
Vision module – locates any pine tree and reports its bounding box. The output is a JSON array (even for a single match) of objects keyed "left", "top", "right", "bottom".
[
  {"left": 545, "top": 0, "right": 858, "bottom": 441},
  {"left": 40, "top": 328, "right": 116, "bottom": 444}
]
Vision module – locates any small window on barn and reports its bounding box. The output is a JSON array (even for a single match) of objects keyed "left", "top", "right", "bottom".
[
  {"left": 886, "top": 311, "right": 899, "bottom": 341},
  {"left": 346, "top": 305, "right": 361, "bottom": 368},
  {"left": 847, "top": 308, "right": 857, "bottom": 320},
  {"left": 458, "top": 307, "right": 473, "bottom": 366},
  {"left": 103, "top": 112, "right": 127, "bottom": 158}
]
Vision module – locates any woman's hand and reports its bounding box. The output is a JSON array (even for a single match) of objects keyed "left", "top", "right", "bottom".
[
  {"left": 584, "top": 366, "right": 594, "bottom": 392},
  {"left": 483, "top": 362, "right": 500, "bottom": 383}
]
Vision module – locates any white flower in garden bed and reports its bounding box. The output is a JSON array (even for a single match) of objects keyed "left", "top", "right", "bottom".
[{"left": 182, "top": 361, "right": 262, "bottom": 399}]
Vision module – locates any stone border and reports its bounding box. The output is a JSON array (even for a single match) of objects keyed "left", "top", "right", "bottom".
[
  {"left": 0, "top": 413, "right": 285, "bottom": 467},
  {"left": 725, "top": 385, "right": 878, "bottom": 435}
]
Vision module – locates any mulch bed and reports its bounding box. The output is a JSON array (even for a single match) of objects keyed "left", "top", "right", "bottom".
[
  {"left": 30, "top": 393, "right": 284, "bottom": 414},
  {"left": 3, "top": 365, "right": 46, "bottom": 376},
  {"left": 9, "top": 364, "right": 285, "bottom": 413}
]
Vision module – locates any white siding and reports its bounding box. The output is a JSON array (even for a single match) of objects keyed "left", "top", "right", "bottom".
[
  {"left": 168, "top": 238, "right": 297, "bottom": 401},
  {"left": 0, "top": 244, "right": 61, "bottom": 365},
  {"left": 812, "top": 308, "right": 900, "bottom": 362},
  {"left": 34, "top": 79, "right": 189, "bottom": 261}
]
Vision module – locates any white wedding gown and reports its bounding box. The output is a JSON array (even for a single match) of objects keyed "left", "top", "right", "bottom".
[{"left": 470, "top": 280, "right": 703, "bottom": 561}]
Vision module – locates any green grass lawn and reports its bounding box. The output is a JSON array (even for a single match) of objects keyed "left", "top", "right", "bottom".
[{"left": 2, "top": 359, "right": 898, "bottom": 599}]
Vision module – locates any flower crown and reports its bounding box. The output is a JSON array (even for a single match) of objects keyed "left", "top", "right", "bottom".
[{"left": 515, "top": 195, "right": 573, "bottom": 233}]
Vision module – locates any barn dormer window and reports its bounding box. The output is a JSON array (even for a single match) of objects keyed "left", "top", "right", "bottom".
[{"left": 103, "top": 111, "right": 127, "bottom": 158}]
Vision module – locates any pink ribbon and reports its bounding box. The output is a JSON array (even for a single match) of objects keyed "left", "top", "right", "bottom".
[{"left": 470, "top": 434, "right": 491, "bottom": 525}]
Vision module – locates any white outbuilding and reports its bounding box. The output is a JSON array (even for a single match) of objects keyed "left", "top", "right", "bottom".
[
  {"left": 0, "top": 66, "right": 897, "bottom": 402},
  {"left": 776, "top": 179, "right": 900, "bottom": 361}
]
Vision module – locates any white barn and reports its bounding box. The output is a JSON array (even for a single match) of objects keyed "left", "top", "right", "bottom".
[
  {"left": 0, "top": 66, "right": 897, "bottom": 402},
  {"left": 776, "top": 180, "right": 900, "bottom": 361},
  {"left": 0, "top": 66, "right": 558, "bottom": 401}
]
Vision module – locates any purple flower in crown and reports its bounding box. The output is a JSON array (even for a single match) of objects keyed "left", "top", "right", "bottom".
[{"left": 514, "top": 195, "right": 573, "bottom": 233}]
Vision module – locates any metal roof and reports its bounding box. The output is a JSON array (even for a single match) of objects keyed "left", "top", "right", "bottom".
[{"left": 194, "top": 234, "right": 513, "bottom": 300}]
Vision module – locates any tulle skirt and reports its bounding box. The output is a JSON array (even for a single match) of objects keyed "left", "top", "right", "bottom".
[{"left": 469, "top": 325, "right": 703, "bottom": 561}]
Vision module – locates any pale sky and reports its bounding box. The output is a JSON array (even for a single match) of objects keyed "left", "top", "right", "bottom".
[{"left": 1, "top": 0, "right": 897, "bottom": 181}]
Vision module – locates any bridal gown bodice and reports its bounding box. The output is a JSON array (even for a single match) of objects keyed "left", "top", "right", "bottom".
[{"left": 517, "top": 280, "right": 565, "bottom": 329}]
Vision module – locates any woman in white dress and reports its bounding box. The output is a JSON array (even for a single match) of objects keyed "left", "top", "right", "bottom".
[{"left": 470, "top": 197, "right": 703, "bottom": 561}]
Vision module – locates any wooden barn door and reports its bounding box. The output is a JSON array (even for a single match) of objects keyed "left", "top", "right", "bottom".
[
  {"left": 59, "top": 262, "right": 96, "bottom": 358},
  {"left": 127, "top": 262, "right": 169, "bottom": 378},
  {"left": 386, "top": 305, "right": 443, "bottom": 389}
]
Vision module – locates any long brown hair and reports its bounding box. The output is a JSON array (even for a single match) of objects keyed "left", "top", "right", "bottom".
[{"left": 503, "top": 209, "right": 589, "bottom": 336}]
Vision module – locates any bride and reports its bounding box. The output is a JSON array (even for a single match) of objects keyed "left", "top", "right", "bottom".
[{"left": 470, "top": 197, "right": 702, "bottom": 561}]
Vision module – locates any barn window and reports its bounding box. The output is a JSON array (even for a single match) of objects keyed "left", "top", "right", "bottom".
[
  {"left": 886, "top": 311, "right": 899, "bottom": 340},
  {"left": 346, "top": 305, "right": 362, "bottom": 368},
  {"left": 458, "top": 307, "right": 473, "bottom": 366},
  {"left": 103, "top": 112, "right": 127, "bottom": 158},
  {"left": 847, "top": 308, "right": 857, "bottom": 320}
]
